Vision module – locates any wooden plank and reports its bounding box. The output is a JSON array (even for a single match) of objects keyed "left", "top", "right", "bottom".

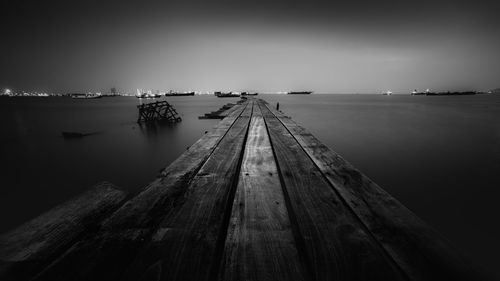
[
  {"left": 32, "top": 102, "right": 251, "bottom": 281},
  {"left": 199, "top": 100, "right": 246, "bottom": 119},
  {"left": 120, "top": 101, "right": 255, "bottom": 281},
  {"left": 0, "top": 182, "right": 128, "bottom": 281},
  {"left": 258, "top": 101, "right": 405, "bottom": 281},
  {"left": 218, "top": 102, "right": 241, "bottom": 118},
  {"left": 260, "top": 100, "right": 482, "bottom": 281},
  {"left": 218, "top": 105, "right": 308, "bottom": 281}
]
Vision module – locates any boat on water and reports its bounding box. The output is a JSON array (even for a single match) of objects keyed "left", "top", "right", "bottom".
[
  {"left": 71, "top": 92, "right": 103, "bottom": 99},
  {"left": 382, "top": 91, "right": 393, "bottom": 95},
  {"left": 165, "top": 91, "right": 195, "bottom": 96},
  {"left": 426, "top": 91, "right": 476, "bottom": 96},
  {"left": 241, "top": 92, "right": 258, "bottom": 96},
  {"left": 287, "top": 91, "right": 312, "bottom": 95},
  {"left": 215, "top": 91, "right": 240, "bottom": 98}
]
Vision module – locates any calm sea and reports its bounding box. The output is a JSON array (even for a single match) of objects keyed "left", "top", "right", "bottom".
[{"left": 1, "top": 94, "right": 499, "bottom": 278}]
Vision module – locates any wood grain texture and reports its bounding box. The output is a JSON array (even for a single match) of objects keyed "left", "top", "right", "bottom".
[
  {"left": 218, "top": 101, "right": 243, "bottom": 118},
  {"left": 258, "top": 101, "right": 405, "bottom": 281},
  {"left": 218, "top": 104, "right": 308, "bottom": 281},
  {"left": 262, "top": 101, "right": 483, "bottom": 281},
  {"left": 120, "top": 101, "right": 255, "bottom": 281},
  {"left": 107, "top": 101, "right": 248, "bottom": 230},
  {"left": 32, "top": 103, "right": 251, "bottom": 281},
  {"left": 0, "top": 182, "right": 128, "bottom": 281}
]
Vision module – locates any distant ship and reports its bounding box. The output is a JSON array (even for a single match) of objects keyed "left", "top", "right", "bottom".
[
  {"left": 410, "top": 89, "right": 476, "bottom": 96},
  {"left": 287, "top": 91, "right": 312, "bottom": 95},
  {"left": 241, "top": 92, "right": 258, "bottom": 96},
  {"left": 382, "top": 91, "right": 393, "bottom": 95},
  {"left": 215, "top": 91, "right": 240, "bottom": 98},
  {"left": 165, "top": 91, "right": 195, "bottom": 96},
  {"left": 426, "top": 91, "right": 475, "bottom": 96}
]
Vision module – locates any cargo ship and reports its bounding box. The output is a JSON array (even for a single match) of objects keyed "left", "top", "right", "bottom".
[
  {"left": 411, "top": 89, "right": 476, "bottom": 96},
  {"left": 425, "top": 91, "right": 476, "bottom": 96},
  {"left": 241, "top": 92, "right": 258, "bottom": 96},
  {"left": 165, "top": 91, "right": 195, "bottom": 96},
  {"left": 215, "top": 91, "right": 240, "bottom": 98},
  {"left": 287, "top": 91, "right": 312, "bottom": 95}
]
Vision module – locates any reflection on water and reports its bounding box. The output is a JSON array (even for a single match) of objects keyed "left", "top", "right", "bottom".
[{"left": 138, "top": 121, "right": 180, "bottom": 138}]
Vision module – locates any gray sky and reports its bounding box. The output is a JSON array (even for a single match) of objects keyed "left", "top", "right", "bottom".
[{"left": 1, "top": 0, "right": 499, "bottom": 93}]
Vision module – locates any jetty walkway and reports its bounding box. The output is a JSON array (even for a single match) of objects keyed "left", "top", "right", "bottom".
[{"left": 0, "top": 98, "right": 481, "bottom": 281}]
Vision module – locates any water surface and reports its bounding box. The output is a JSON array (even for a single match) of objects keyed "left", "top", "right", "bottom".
[
  {"left": 261, "top": 93, "right": 500, "bottom": 279},
  {"left": 1, "top": 94, "right": 499, "bottom": 278},
  {"left": 0, "top": 96, "right": 234, "bottom": 231}
]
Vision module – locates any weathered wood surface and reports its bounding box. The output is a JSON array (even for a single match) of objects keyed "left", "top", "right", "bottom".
[
  {"left": 215, "top": 105, "right": 238, "bottom": 119},
  {"left": 259, "top": 100, "right": 482, "bottom": 281},
  {"left": 258, "top": 101, "right": 405, "bottom": 281},
  {"left": 218, "top": 104, "right": 308, "bottom": 281},
  {"left": 32, "top": 102, "right": 251, "bottom": 281},
  {"left": 199, "top": 99, "right": 246, "bottom": 119},
  {"left": 121, "top": 101, "right": 254, "bottom": 281},
  {"left": 1, "top": 97, "right": 483, "bottom": 281},
  {"left": 0, "top": 182, "right": 128, "bottom": 281},
  {"left": 218, "top": 99, "right": 247, "bottom": 118}
]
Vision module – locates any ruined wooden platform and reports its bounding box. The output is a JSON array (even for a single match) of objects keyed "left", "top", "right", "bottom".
[
  {"left": 0, "top": 98, "right": 484, "bottom": 281},
  {"left": 137, "top": 100, "right": 181, "bottom": 123}
]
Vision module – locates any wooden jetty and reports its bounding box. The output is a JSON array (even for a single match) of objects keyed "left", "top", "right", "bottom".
[
  {"left": 199, "top": 99, "right": 247, "bottom": 119},
  {"left": 0, "top": 98, "right": 486, "bottom": 281},
  {"left": 137, "top": 100, "right": 181, "bottom": 123}
]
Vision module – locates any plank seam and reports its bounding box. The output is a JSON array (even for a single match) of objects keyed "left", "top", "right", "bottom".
[
  {"left": 261, "top": 101, "right": 411, "bottom": 281},
  {"left": 30, "top": 102, "right": 252, "bottom": 281},
  {"left": 257, "top": 102, "right": 315, "bottom": 281},
  {"left": 131, "top": 101, "right": 252, "bottom": 280},
  {"left": 174, "top": 102, "right": 251, "bottom": 193},
  {"left": 209, "top": 101, "right": 255, "bottom": 281}
]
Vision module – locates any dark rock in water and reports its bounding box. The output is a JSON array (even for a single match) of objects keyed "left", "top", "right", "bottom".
[
  {"left": 62, "top": 132, "right": 86, "bottom": 138},
  {"left": 61, "top": 131, "right": 95, "bottom": 138}
]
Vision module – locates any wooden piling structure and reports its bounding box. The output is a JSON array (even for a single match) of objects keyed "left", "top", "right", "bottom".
[
  {"left": 0, "top": 98, "right": 486, "bottom": 281},
  {"left": 137, "top": 100, "right": 181, "bottom": 123}
]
